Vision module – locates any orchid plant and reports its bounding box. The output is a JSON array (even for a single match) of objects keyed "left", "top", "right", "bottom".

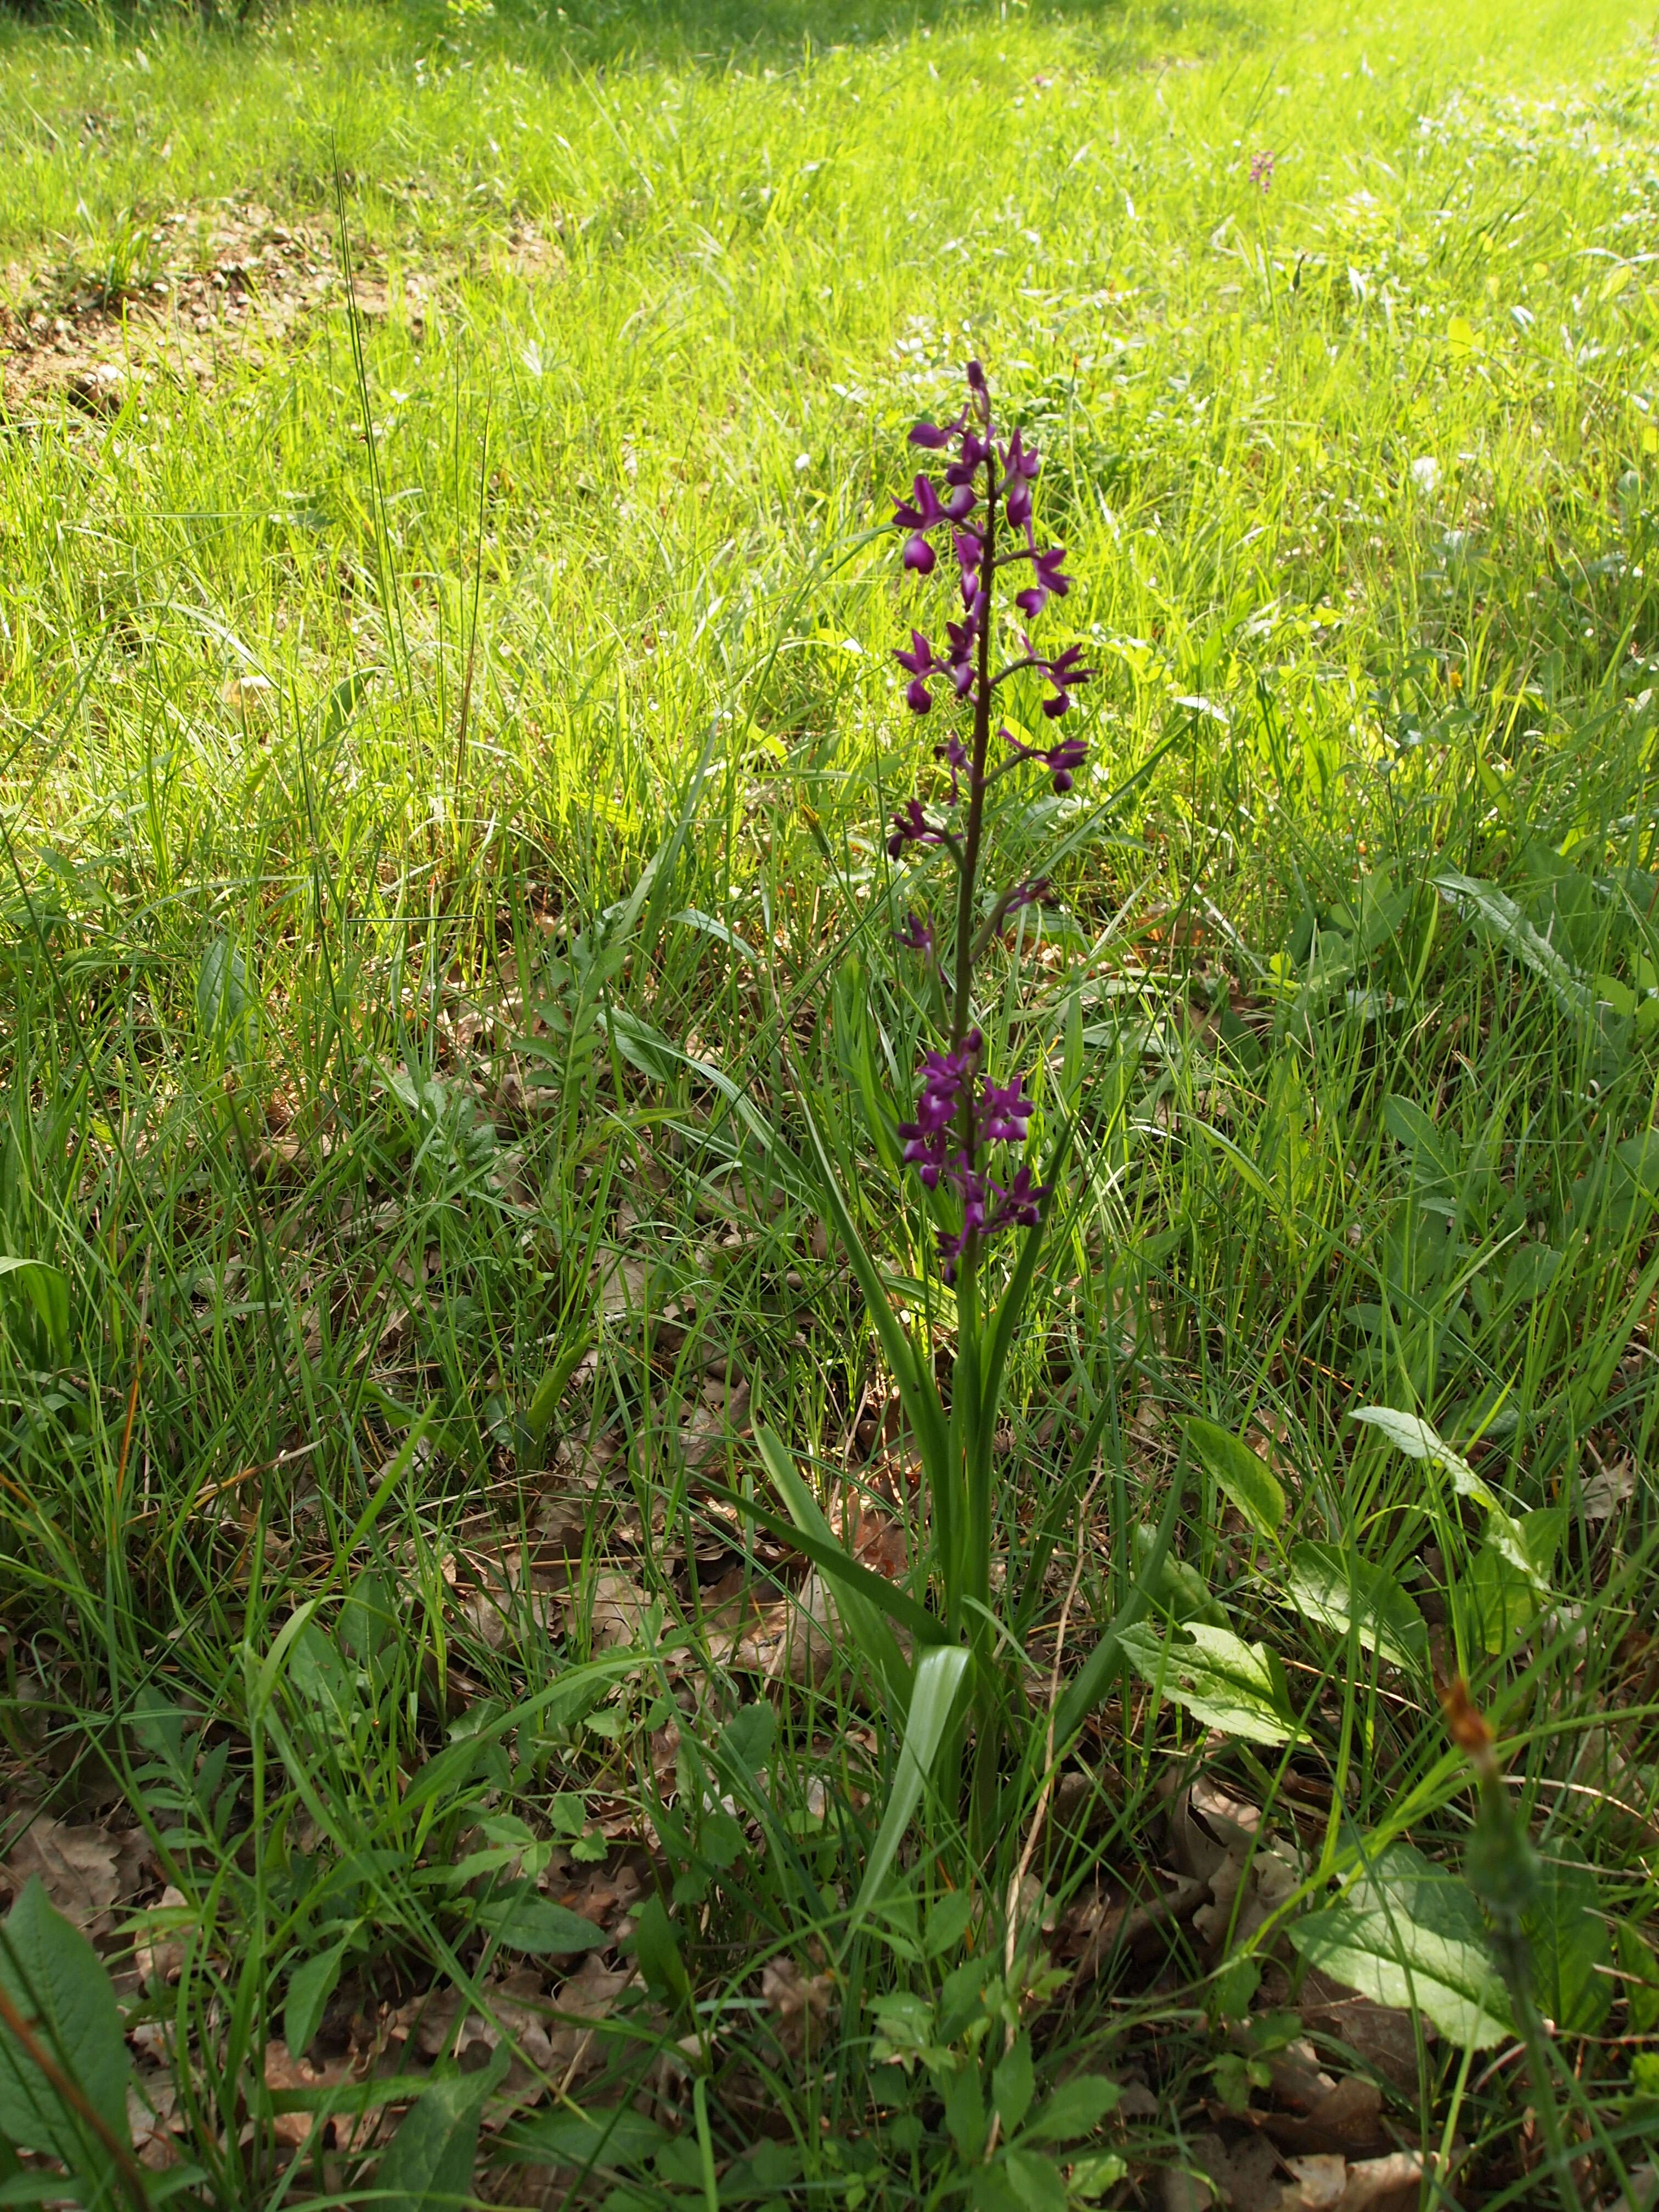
[{"left": 748, "top": 362, "right": 1178, "bottom": 1888}]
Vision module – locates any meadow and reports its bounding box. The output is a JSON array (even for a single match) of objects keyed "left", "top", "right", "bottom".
[{"left": 1, "top": 0, "right": 1657, "bottom": 2202}]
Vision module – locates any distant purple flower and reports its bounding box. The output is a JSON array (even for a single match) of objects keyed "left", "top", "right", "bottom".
[
  {"left": 1249, "top": 149, "right": 1274, "bottom": 192},
  {"left": 888, "top": 798, "right": 945, "bottom": 859},
  {"left": 935, "top": 732, "right": 972, "bottom": 802},
  {"left": 897, "top": 911, "right": 934, "bottom": 953},
  {"left": 1006, "top": 876, "right": 1051, "bottom": 916}
]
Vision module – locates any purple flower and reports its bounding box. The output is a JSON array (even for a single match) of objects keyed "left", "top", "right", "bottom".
[
  {"left": 898, "top": 1033, "right": 981, "bottom": 1188},
  {"left": 911, "top": 411, "right": 969, "bottom": 449},
  {"left": 988, "top": 1164, "right": 1048, "bottom": 1232},
  {"left": 945, "top": 431, "right": 992, "bottom": 490},
  {"left": 1002, "top": 725, "right": 1088, "bottom": 794},
  {"left": 893, "top": 474, "right": 948, "bottom": 532},
  {"left": 1249, "top": 149, "right": 1274, "bottom": 192},
  {"left": 977, "top": 1077, "right": 1034, "bottom": 1146},
  {"left": 897, "top": 911, "right": 934, "bottom": 954},
  {"left": 1006, "top": 875, "right": 1051, "bottom": 916},
  {"left": 904, "top": 534, "right": 936, "bottom": 575},
  {"left": 1014, "top": 545, "right": 1072, "bottom": 619},
  {"left": 934, "top": 732, "right": 972, "bottom": 802},
  {"left": 1001, "top": 429, "right": 1040, "bottom": 527},
  {"left": 1040, "top": 641, "right": 1094, "bottom": 721},
  {"left": 896, "top": 628, "right": 941, "bottom": 713},
  {"left": 888, "top": 798, "right": 945, "bottom": 859}
]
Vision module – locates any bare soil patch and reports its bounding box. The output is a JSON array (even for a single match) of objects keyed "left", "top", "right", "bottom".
[{"left": 0, "top": 200, "right": 435, "bottom": 414}]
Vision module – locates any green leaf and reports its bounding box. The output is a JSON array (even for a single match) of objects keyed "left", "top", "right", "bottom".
[
  {"left": 1382, "top": 1094, "right": 1460, "bottom": 1188},
  {"left": 1069, "top": 2153, "right": 1129, "bottom": 2202},
  {"left": 1187, "top": 1418, "right": 1285, "bottom": 1538},
  {"left": 0, "top": 1876, "right": 132, "bottom": 2174},
  {"left": 1616, "top": 1924, "right": 1659, "bottom": 2034},
  {"left": 1116, "top": 1621, "right": 1302, "bottom": 1746},
  {"left": 1284, "top": 1542, "right": 1429, "bottom": 1673},
  {"left": 1021, "top": 2073, "right": 1120, "bottom": 2144},
  {"left": 1525, "top": 1850, "right": 1611, "bottom": 2034},
  {"left": 1288, "top": 1840, "right": 1511, "bottom": 2047},
  {"left": 851, "top": 1644, "right": 970, "bottom": 1924},
  {"left": 747, "top": 1434, "right": 917, "bottom": 1698},
  {"left": 0, "top": 1257, "right": 70, "bottom": 1361},
  {"left": 1348, "top": 1406, "right": 1486, "bottom": 1497},
  {"left": 1434, "top": 870, "right": 1592, "bottom": 1019},
  {"left": 1004, "top": 2147, "right": 1068, "bottom": 2211},
  {"left": 285, "top": 1931, "right": 354, "bottom": 2060},
  {"left": 196, "top": 933, "right": 257, "bottom": 1049},
  {"left": 923, "top": 1890, "right": 975, "bottom": 1958},
  {"left": 475, "top": 1889, "right": 606, "bottom": 1956},
  {"left": 992, "top": 2032, "right": 1034, "bottom": 2133},
  {"left": 374, "top": 2056, "right": 505, "bottom": 2212},
  {"left": 944, "top": 2062, "right": 988, "bottom": 2160},
  {"left": 633, "top": 1895, "right": 692, "bottom": 2011}
]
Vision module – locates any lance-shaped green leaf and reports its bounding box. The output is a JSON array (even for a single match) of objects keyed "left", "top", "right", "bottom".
[
  {"left": 1188, "top": 1418, "right": 1285, "bottom": 1539},
  {"left": 0, "top": 1877, "right": 132, "bottom": 2178},
  {"left": 851, "top": 1645, "right": 970, "bottom": 1925},
  {"left": 1434, "top": 870, "right": 1592, "bottom": 1020},
  {"left": 1349, "top": 1407, "right": 1544, "bottom": 1590},
  {"left": 1289, "top": 1839, "right": 1511, "bottom": 2048},
  {"left": 1116, "top": 1621, "right": 1302, "bottom": 1746}
]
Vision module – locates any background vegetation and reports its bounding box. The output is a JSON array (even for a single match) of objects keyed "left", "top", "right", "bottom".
[{"left": 1, "top": 0, "right": 1656, "bottom": 2203}]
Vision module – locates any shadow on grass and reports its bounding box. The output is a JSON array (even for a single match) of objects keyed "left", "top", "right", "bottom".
[
  {"left": 3, "top": 0, "right": 1267, "bottom": 72},
  {"left": 459, "top": 0, "right": 1269, "bottom": 72}
]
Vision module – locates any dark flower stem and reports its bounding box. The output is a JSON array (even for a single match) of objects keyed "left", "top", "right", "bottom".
[{"left": 949, "top": 444, "right": 997, "bottom": 1288}]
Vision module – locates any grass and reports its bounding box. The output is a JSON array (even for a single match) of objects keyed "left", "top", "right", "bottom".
[{"left": 1, "top": 0, "right": 1657, "bottom": 2202}]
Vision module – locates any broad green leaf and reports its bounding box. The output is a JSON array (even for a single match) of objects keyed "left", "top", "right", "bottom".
[
  {"left": 475, "top": 1889, "right": 605, "bottom": 1956},
  {"left": 851, "top": 1644, "right": 969, "bottom": 1923},
  {"left": 284, "top": 1931, "right": 354, "bottom": 2060},
  {"left": 374, "top": 2056, "right": 505, "bottom": 2212},
  {"left": 1003, "top": 2147, "right": 1069, "bottom": 2212},
  {"left": 1284, "top": 1542, "right": 1429, "bottom": 1673},
  {"left": 1188, "top": 1418, "right": 1285, "bottom": 1538},
  {"left": 1116, "top": 1622, "right": 1301, "bottom": 1746},
  {"left": 1525, "top": 1850, "right": 1611, "bottom": 2034},
  {"left": 0, "top": 1257, "right": 70, "bottom": 1359},
  {"left": 1022, "top": 2073, "right": 1121, "bottom": 2143},
  {"left": 1381, "top": 1094, "right": 1459, "bottom": 1187},
  {"left": 496, "top": 2105, "right": 673, "bottom": 2170},
  {"left": 196, "top": 933, "right": 257, "bottom": 1047},
  {"left": 1288, "top": 1840, "right": 1510, "bottom": 2047},
  {"left": 0, "top": 1877, "right": 132, "bottom": 2175}
]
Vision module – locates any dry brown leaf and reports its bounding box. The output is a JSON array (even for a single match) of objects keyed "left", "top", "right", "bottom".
[
  {"left": 760, "top": 1957, "right": 837, "bottom": 2057},
  {"left": 544, "top": 1955, "right": 639, "bottom": 2087},
  {"left": 133, "top": 1886, "right": 192, "bottom": 1987},
  {"left": 1299, "top": 1968, "right": 1421, "bottom": 2093},
  {"left": 262, "top": 2036, "right": 360, "bottom": 2149},
  {"left": 1583, "top": 1455, "right": 1635, "bottom": 1521},
  {"left": 1, "top": 1815, "right": 121, "bottom": 1936},
  {"left": 1279, "top": 2153, "right": 1347, "bottom": 2209},
  {"left": 588, "top": 1571, "right": 648, "bottom": 1649}
]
